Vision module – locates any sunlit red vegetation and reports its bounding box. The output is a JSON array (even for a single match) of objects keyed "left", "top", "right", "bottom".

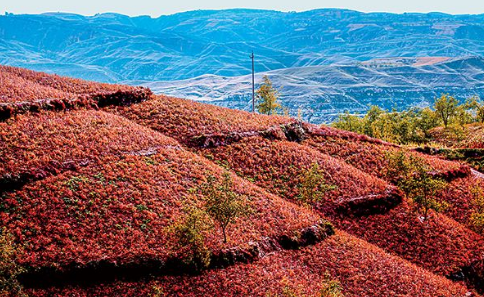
[
  {"left": 3, "top": 67, "right": 484, "bottom": 296},
  {"left": 108, "top": 95, "right": 469, "bottom": 180},
  {"left": 0, "top": 111, "right": 319, "bottom": 269},
  {"left": 333, "top": 201, "right": 484, "bottom": 276},
  {"left": 304, "top": 130, "right": 470, "bottom": 180},
  {"left": 106, "top": 95, "right": 293, "bottom": 144},
  {"left": 0, "top": 110, "right": 180, "bottom": 181},
  {"left": 0, "top": 65, "right": 143, "bottom": 103},
  {"left": 198, "top": 136, "right": 398, "bottom": 213},
  {"left": 30, "top": 232, "right": 473, "bottom": 297},
  {"left": 103, "top": 94, "right": 484, "bottom": 276},
  {"left": 0, "top": 65, "right": 152, "bottom": 121},
  {"left": 1, "top": 149, "right": 320, "bottom": 269},
  {"left": 439, "top": 176, "right": 484, "bottom": 226},
  {"left": 195, "top": 135, "right": 484, "bottom": 278}
]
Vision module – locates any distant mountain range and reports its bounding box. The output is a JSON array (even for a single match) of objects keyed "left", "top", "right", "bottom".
[
  {"left": 146, "top": 56, "right": 484, "bottom": 122},
  {"left": 2, "top": 9, "right": 484, "bottom": 122}
]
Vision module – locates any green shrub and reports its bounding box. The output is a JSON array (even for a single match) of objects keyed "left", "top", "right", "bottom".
[
  {"left": 385, "top": 151, "right": 447, "bottom": 220},
  {"left": 320, "top": 272, "right": 344, "bottom": 297},
  {"left": 470, "top": 185, "right": 484, "bottom": 234},
  {"left": 0, "top": 228, "right": 26, "bottom": 297},
  {"left": 298, "top": 163, "right": 336, "bottom": 206},
  {"left": 167, "top": 205, "right": 213, "bottom": 270}
]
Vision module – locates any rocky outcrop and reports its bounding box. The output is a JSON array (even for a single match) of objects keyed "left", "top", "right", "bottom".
[
  {"left": 335, "top": 187, "right": 404, "bottom": 216},
  {"left": 0, "top": 88, "right": 153, "bottom": 121}
]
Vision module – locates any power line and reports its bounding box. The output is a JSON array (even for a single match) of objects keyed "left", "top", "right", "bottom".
[{"left": 251, "top": 51, "right": 255, "bottom": 113}]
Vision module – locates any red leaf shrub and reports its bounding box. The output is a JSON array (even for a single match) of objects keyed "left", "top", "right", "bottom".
[
  {"left": 28, "top": 232, "right": 474, "bottom": 297},
  {"left": 106, "top": 95, "right": 293, "bottom": 145},
  {"left": 197, "top": 136, "right": 399, "bottom": 214},
  {"left": 0, "top": 110, "right": 179, "bottom": 188},
  {"left": 1, "top": 149, "right": 320, "bottom": 270}
]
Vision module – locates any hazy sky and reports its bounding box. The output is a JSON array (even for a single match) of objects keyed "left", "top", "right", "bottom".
[{"left": 3, "top": 0, "right": 484, "bottom": 16}]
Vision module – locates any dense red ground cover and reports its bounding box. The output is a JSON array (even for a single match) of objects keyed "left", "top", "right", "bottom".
[
  {"left": 106, "top": 95, "right": 293, "bottom": 145},
  {"left": 195, "top": 136, "right": 484, "bottom": 278},
  {"left": 0, "top": 110, "right": 180, "bottom": 179},
  {"left": 2, "top": 66, "right": 484, "bottom": 296},
  {"left": 101, "top": 94, "right": 484, "bottom": 280},
  {"left": 304, "top": 132, "right": 468, "bottom": 180},
  {"left": 1, "top": 149, "right": 320, "bottom": 269},
  {"left": 439, "top": 175, "right": 484, "bottom": 226},
  {"left": 198, "top": 137, "right": 397, "bottom": 213},
  {"left": 29, "top": 232, "right": 474, "bottom": 297},
  {"left": 333, "top": 201, "right": 484, "bottom": 276},
  {"left": 109, "top": 95, "right": 469, "bottom": 180},
  {"left": 0, "top": 65, "right": 142, "bottom": 103}
]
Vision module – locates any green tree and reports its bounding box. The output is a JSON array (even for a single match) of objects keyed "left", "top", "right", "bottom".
[
  {"left": 363, "top": 105, "right": 384, "bottom": 136},
  {"left": 257, "top": 75, "right": 281, "bottom": 115},
  {"left": 0, "top": 228, "right": 26, "bottom": 297},
  {"left": 168, "top": 205, "right": 213, "bottom": 270},
  {"left": 434, "top": 94, "right": 459, "bottom": 128},
  {"left": 332, "top": 107, "right": 439, "bottom": 145},
  {"left": 454, "top": 98, "right": 476, "bottom": 127},
  {"left": 466, "top": 97, "right": 484, "bottom": 123},
  {"left": 416, "top": 107, "right": 440, "bottom": 138},
  {"left": 477, "top": 102, "right": 484, "bottom": 123},
  {"left": 408, "top": 164, "right": 448, "bottom": 220},
  {"left": 385, "top": 151, "right": 447, "bottom": 221},
  {"left": 201, "top": 173, "right": 250, "bottom": 243},
  {"left": 298, "top": 163, "right": 337, "bottom": 206},
  {"left": 470, "top": 185, "right": 484, "bottom": 234},
  {"left": 332, "top": 112, "right": 365, "bottom": 134}
]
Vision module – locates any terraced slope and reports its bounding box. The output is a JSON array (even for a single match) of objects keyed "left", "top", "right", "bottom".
[
  {"left": 199, "top": 136, "right": 400, "bottom": 215},
  {"left": 1, "top": 67, "right": 483, "bottom": 296},
  {"left": 0, "top": 65, "right": 152, "bottom": 121},
  {"left": 196, "top": 137, "right": 484, "bottom": 278},
  {"left": 0, "top": 65, "right": 144, "bottom": 103},
  {"left": 105, "top": 95, "right": 293, "bottom": 145},
  {"left": 107, "top": 94, "right": 484, "bottom": 291},
  {"left": 1, "top": 111, "right": 323, "bottom": 272},
  {"left": 30, "top": 232, "right": 474, "bottom": 297}
]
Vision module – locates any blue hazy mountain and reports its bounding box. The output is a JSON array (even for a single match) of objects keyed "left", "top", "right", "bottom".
[{"left": 2, "top": 9, "right": 484, "bottom": 121}]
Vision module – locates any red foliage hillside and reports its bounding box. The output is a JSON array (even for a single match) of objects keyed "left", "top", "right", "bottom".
[
  {"left": 333, "top": 201, "right": 484, "bottom": 276},
  {"left": 195, "top": 135, "right": 484, "bottom": 278},
  {"left": 0, "top": 65, "right": 152, "bottom": 121},
  {"left": 439, "top": 175, "right": 484, "bottom": 227},
  {"left": 30, "top": 232, "right": 474, "bottom": 297},
  {"left": 0, "top": 65, "right": 141, "bottom": 103},
  {"left": 1, "top": 111, "right": 320, "bottom": 270},
  {"left": 304, "top": 128, "right": 469, "bottom": 180},
  {"left": 2, "top": 67, "right": 484, "bottom": 296},
  {"left": 108, "top": 95, "right": 470, "bottom": 181},
  {"left": 106, "top": 95, "right": 293, "bottom": 145},
  {"left": 0, "top": 110, "right": 179, "bottom": 182},
  {"left": 198, "top": 136, "right": 399, "bottom": 214}
]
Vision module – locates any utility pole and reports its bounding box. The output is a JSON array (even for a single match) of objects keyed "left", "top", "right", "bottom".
[{"left": 251, "top": 51, "right": 255, "bottom": 113}]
